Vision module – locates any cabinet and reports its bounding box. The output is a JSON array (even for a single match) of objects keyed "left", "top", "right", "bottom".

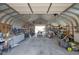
[{"left": 0, "top": 23, "right": 11, "bottom": 33}]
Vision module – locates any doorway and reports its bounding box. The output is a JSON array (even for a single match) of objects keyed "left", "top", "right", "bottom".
[{"left": 35, "top": 25, "right": 46, "bottom": 36}]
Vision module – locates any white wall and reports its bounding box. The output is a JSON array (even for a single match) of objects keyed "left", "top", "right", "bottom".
[{"left": 74, "top": 33, "right": 79, "bottom": 42}]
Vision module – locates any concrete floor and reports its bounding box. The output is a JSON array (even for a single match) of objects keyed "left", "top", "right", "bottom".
[{"left": 3, "top": 36, "right": 79, "bottom": 55}]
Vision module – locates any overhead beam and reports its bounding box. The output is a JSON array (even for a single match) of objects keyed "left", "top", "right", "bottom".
[
  {"left": 27, "top": 3, "right": 33, "bottom": 14},
  {"left": 66, "top": 11, "right": 79, "bottom": 27},
  {"left": 4, "top": 14, "right": 18, "bottom": 23},
  {"left": 60, "top": 3, "right": 76, "bottom": 15},
  {"left": 61, "top": 15, "right": 73, "bottom": 25},
  {"left": 0, "top": 3, "right": 7, "bottom": 6},
  {"left": 9, "top": 16, "right": 20, "bottom": 24},
  {"left": 0, "top": 11, "right": 15, "bottom": 21},
  {"left": 72, "top": 7, "right": 79, "bottom": 10},
  {"left": 47, "top": 3, "right": 52, "bottom": 14},
  {"left": 63, "top": 13, "right": 78, "bottom": 26},
  {"left": 61, "top": 15, "right": 74, "bottom": 36},
  {"left": 57, "top": 17, "right": 70, "bottom": 26},
  {"left": 67, "top": 11, "right": 79, "bottom": 19},
  {"left": 56, "top": 3, "right": 76, "bottom": 21},
  {"left": 9, "top": 18, "right": 15, "bottom": 25},
  {"left": 0, "top": 8, "right": 11, "bottom": 13},
  {"left": 8, "top": 15, "right": 29, "bottom": 24},
  {"left": 67, "top": 10, "right": 79, "bottom": 16},
  {"left": 5, "top": 4, "right": 20, "bottom": 15}
]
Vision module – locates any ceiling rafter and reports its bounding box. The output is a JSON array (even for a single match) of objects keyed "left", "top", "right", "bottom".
[
  {"left": 0, "top": 8, "right": 10, "bottom": 13},
  {"left": 4, "top": 14, "right": 19, "bottom": 23},
  {"left": 27, "top": 3, "right": 33, "bottom": 14},
  {"left": 72, "top": 7, "right": 79, "bottom": 10},
  {"left": 67, "top": 10, "right": 79, "bottom": 16},
  {"left": 0, "top": 11, "right": 15, "bottom": 21},
  {"left": 62, "top": 13, "right": 77, "bottom": 26},
  {"left": 60, "top": 3, "right": 76, "bottom": 15},
  {"left": 47, "top": 3, "right": 52, "bottom": 14},
  {"left": 5, "top": 4, "right": 20, "bottom": 15}
]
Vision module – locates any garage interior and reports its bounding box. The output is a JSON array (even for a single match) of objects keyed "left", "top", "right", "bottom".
[{"left": 0, "top": 3, "right": 79, "bottom": 55}]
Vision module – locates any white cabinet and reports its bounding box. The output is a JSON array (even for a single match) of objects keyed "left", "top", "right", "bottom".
[{"left": 8, "top": 34, "right": 24, "bottom": 48}]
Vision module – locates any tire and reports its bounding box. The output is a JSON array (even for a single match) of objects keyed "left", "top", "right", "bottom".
[{"left": 67, "top": 47, "right": 73, "bottom": 52}]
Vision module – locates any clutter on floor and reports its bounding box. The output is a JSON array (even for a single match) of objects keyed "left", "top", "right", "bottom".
[{"left": 0, "top": 22, "right": 79, "bottom": 55}]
